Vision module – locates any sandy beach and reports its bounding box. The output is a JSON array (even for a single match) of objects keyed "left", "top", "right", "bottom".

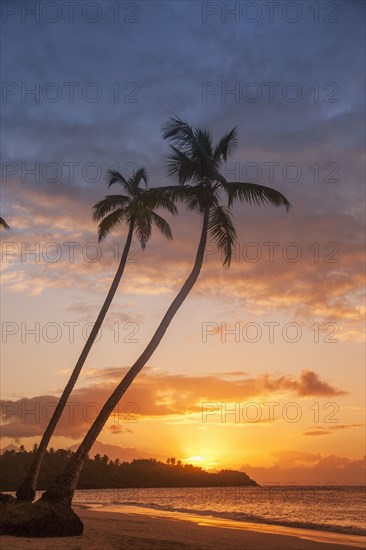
[{"left": 1, "top": 506, "right": 365, "bottom": 550}]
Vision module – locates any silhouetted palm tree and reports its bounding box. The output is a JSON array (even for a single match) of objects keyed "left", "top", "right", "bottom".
[
  {"left": 16, "top": 168, "right": 176, "bottom": 502},
  {"left": 41, "top": 119, "right": 291, "bottom": 505},
  {"left": 0, "top": 216, "right": 10, "bottom": 229}
]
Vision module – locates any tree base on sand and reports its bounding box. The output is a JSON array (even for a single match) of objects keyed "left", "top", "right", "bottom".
[
  {"left": 0, "top": 499, "right": 84, "bottom": 537},
  {"left": 16, "top": 486, "right": 36, "bottom": 502},
  {"left": 0, "top": 492, "right": 17, "bottom": 504}
]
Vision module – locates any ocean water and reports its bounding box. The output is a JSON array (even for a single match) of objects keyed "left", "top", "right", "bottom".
[{"left": 69, "top": 485, "right": 366, "bottom": 537}]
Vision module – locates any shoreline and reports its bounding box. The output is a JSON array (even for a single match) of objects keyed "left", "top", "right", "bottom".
[
  {"left": 77, "top": 501, "right": 365, "bottom": 538},
  {"left": 1, "top": 504, "right": 365, "bottom": 549},
  {"left": 78, "top": 504, "right": 366, "bottom": 547}
]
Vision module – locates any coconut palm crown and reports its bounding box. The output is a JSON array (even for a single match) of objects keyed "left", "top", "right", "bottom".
[
  {"left": 93, "top": 166, "right": 176, "bottom": 245},
  {"left": 160, "top": 117, "right": 291, "bottom": 266}
]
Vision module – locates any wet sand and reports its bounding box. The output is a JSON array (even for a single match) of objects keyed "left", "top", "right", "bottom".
[{"left": 1, "top": 505, "right": 365, "bottom": 549}]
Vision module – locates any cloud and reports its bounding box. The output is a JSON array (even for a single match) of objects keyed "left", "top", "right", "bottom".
[
  {"left": 248, "top": 370, "right": 346, "bottom": 398},
  {"left": 1, "top": 177, "right": 364, "bottom": 340},
  {"left": 330, "top": 423, "right": 363, "bottom": 430},
  {"left": 303, "top": 430, "right": 331, "bottom": 436},
  {"left": 210, "top": 371, "right": 249, "bottom": 377},
  {"left": 1, "top": 1, "right": 364, "bottom": 341},
  {"left": 241, "top": 451, "right": 366, "bottom": 485},
  {"left": 303, "top": 424, "right": 363, "bottom": 436},
  {"left": 63, "top": 300, "right": 143, "bottom": 325},
  {"left": 296, "top": 370, "right": 346, "bottom": 397},
  {"left": 0, "top": 368, "right": 346, "bottom": 439}
]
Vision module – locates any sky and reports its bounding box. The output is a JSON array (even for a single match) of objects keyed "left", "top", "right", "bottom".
[{"left": 0, "top": 0, "right": 365, "bottom": 485}]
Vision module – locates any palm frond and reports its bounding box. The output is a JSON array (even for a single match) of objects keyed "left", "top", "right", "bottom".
[
  {"left": 92, "top": 195, "right": 130, "bottom": 221},
  {"left": 185, "top": 193, "right": 202, "bottom": 212},
  {"left": 146, "top": 185, "right": 195, "bottom": 206},
  {"left": 150, "top": 211, "right": 173, "bottom": 240},
  {"left": 208, "top": 206, "right": 238, "bottom": 268},
  {"left": 172, "top": 185, "right": 206, "bottom": 212},
  {"left": 107, "top": 170, "right": 129, "bottom": 189},
  {"left": 0, "top": 217, "right": 10, "bottom": 230},
  {"left": 143, "top": 189, "right": 178, "bottom": 215},
  {"left": 135, "top": 214, "right": 152, "bottom": 249},
  {"left": 162, "top": 117, "right": 195, "bottom": 150},
  {"left": 166, "top": 146, "right": 197, "bottom": 183},
  {"left": 211, "top": 170, "right": 228, "bottom": 186},
  {"left": 97, "top": 208, "right": 127, "bottom": 241},
  {"left": 223, "top": 182, "right": 291, "bottom": 210},
  {"left": 194, "top": 128, "right": 213, "bottom": 160},
  {"left": 134, "top": 167, "right": 148, "bottom": 187},
  {"left": 213, "top": 127, "right": 238, "bottom": 162}
]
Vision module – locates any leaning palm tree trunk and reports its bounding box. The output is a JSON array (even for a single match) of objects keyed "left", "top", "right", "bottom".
[
  {"left": 16, "top": 221, "right": 135, "bottom": 502},
  {"left": 41, "top": 207, "right": 210, "bottom": 504}
]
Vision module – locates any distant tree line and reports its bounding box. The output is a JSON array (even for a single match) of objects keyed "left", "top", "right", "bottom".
[{"left": 0, "top": 446, "right": 258, "bottom": 491}]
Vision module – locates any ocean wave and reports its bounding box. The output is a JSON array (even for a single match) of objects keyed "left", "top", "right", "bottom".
[{"left": 102, "top": 500, "right": 366, "bottom": 537}]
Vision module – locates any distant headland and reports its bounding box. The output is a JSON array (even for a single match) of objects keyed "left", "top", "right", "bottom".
[{"left": 0, "top": 447, "right": 258, "bottom": 491}]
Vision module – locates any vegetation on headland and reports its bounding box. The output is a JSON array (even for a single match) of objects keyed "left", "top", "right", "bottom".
[{"left": 0, "top": 446, "right": 258, "bottom": 491}]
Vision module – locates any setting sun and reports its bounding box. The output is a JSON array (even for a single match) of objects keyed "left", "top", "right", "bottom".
[
  {"left": 186, "top": 456, "right": 203, "bottom": 463},
  {"left": 182, "top": 450, "right": 221, "bottom": 470}
]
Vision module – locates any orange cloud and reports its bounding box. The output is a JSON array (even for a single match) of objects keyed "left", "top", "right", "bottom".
[
  {"left": 303, "top": 424, "right": 363, "bottom": 436},
  {"left": 0, "top": 368, "right": 346, "bottom": 439},
  {"left": 2, "top": 179, "right": 364, "bottom": 340},
  {"left": 303, "top": 430, "right": 331, "bottom": 436}
]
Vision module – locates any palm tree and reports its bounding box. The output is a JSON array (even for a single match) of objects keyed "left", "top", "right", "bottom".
[
  {"left": 41, "top": 119, "right": 290, "bottom": 507},
  {"left": 15, "top": 167, "right": 177, "bottom": 502},
  {"left": 0, "top": 216, "right": 10, "bottom": 229}
]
